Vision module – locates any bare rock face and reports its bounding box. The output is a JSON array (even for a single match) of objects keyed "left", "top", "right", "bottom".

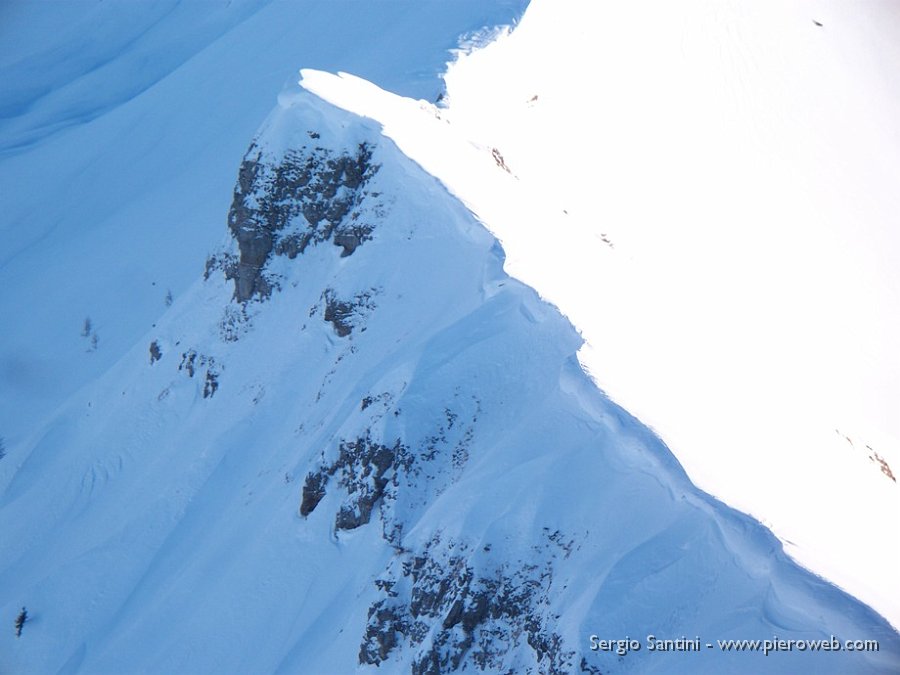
[
  {"left": 224, "top": 139, "right": 379, "bottom": 301},
  {"left": 178, "top": 349, "right": 220, "bottom": 398},
  {"left": 322, "top": 288, "right": 377, "bottom": 337},
  {"left": 359, "top": 532, "right": 578, "bottom": 674},
  {"left": 300, "top": 434, "right": 411, "bottom": 531}
]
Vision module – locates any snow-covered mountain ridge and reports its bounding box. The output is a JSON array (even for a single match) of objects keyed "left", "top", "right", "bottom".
[
  {"left": 1, "top": 1, "right": 899, "bottom": 673},
  {"left": 4, "top": 76, "right": 899, "bottom": 673},
  {"left": 0, "top": 0, "right": 528, "bottom": 444},
  {"left": 302, "top": 0, "right": 900, "bottom": 629}
]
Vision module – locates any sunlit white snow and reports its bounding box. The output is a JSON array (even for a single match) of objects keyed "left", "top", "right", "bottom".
[{"left": 301, "top": 0, "right": 900, "bottom": 627}]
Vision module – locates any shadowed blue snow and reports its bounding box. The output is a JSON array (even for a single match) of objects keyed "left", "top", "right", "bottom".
[{"left": 0, "top": 0, "right": 528, "bottom": 444}]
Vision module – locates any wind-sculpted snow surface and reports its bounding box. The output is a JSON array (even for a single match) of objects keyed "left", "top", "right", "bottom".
[
  {"left": 0, "top": 0, "right": 530, "bottom": 461},
  {"left": 1, "top": 89, "right": 898, "bottom": 674}
]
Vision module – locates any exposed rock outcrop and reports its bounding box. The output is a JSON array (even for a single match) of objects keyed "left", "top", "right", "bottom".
[
  {"left": 300, "top": 434, "right": 411, "bottom": 531},
  {"left": 360, "top": 532, "right": 577, "bottom": 673},
  {"left": 225, "top": 139, "right": 379, "bottom": 301},
  {"left": 178, "top": 349, "right": 220, "bottom": 398},
  {"left": 322, "top": 287, "right": 377, "bottom": 337}
]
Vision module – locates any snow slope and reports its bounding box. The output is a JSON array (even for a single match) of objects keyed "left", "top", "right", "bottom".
[
  {"left": 301, "top": 0, "right": 900, "bottom": 628},
  {"left": 2, "top": 78, "right": 899, "bottom": 674},
  {"left": 1, "top": 1, "right": 899, "bottom": 673},
  {"left": 0, "top": 0, "right": 527, "bottom": 446}
]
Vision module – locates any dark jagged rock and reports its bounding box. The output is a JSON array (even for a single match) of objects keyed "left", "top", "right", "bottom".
[
  {"left": 180, "top": 350, "right": 198, "bottom": 378},
  {"left": 579, "top": 657, "right": 604, "bottom": 674},
  {"left": 179, "top": 349, "right": 220, "bottom": 398},
  {"left": 299, "top": 471, "right": 329, "bottom": 516},
  {"left": 298, "top": 435, "right": 411, "bottom": 531},
  {"left": 300, "top": 392, "right": 479, "bottom": 547},
  {"left": 323, "top": 295, "right": 355, "bottom": 338},
  {"left": 225, "top": 140, "right": 379, "bottom": 301},
  {"left": 359, "top": 601, "right": 409, "bottom": 665},
  {"left": 322, "top": 288, "right": 377, "bottom": 337},
  {"left": 361, "top": 532, "right": 576, "bottom": 673},
  {"left": 204, "top": 251, "right": 238, "bottom": 281},
  {"left": 203, "top": 371, "right": 219, "bottom": 399}
]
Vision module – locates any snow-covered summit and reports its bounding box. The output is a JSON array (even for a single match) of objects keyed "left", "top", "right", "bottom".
[
  {"left": 302, "top": 0, "right": 900, "bottom": 629},
  {"left": 1, "top": 64, "right": 898, "bottom": 674},
  {"left": 1, "top": 1, "right": 899, "bottom": 673}
]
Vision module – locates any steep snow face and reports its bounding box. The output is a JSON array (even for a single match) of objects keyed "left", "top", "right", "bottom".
[
  {"left": 2, "top": 84, "right": 899, "bottom": 674},
  {"left": 0, "top": 0, "right": 528, "bottom": 452},
  {"left": 302, "top": 0, "right": 900, "bottom": 627}
]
